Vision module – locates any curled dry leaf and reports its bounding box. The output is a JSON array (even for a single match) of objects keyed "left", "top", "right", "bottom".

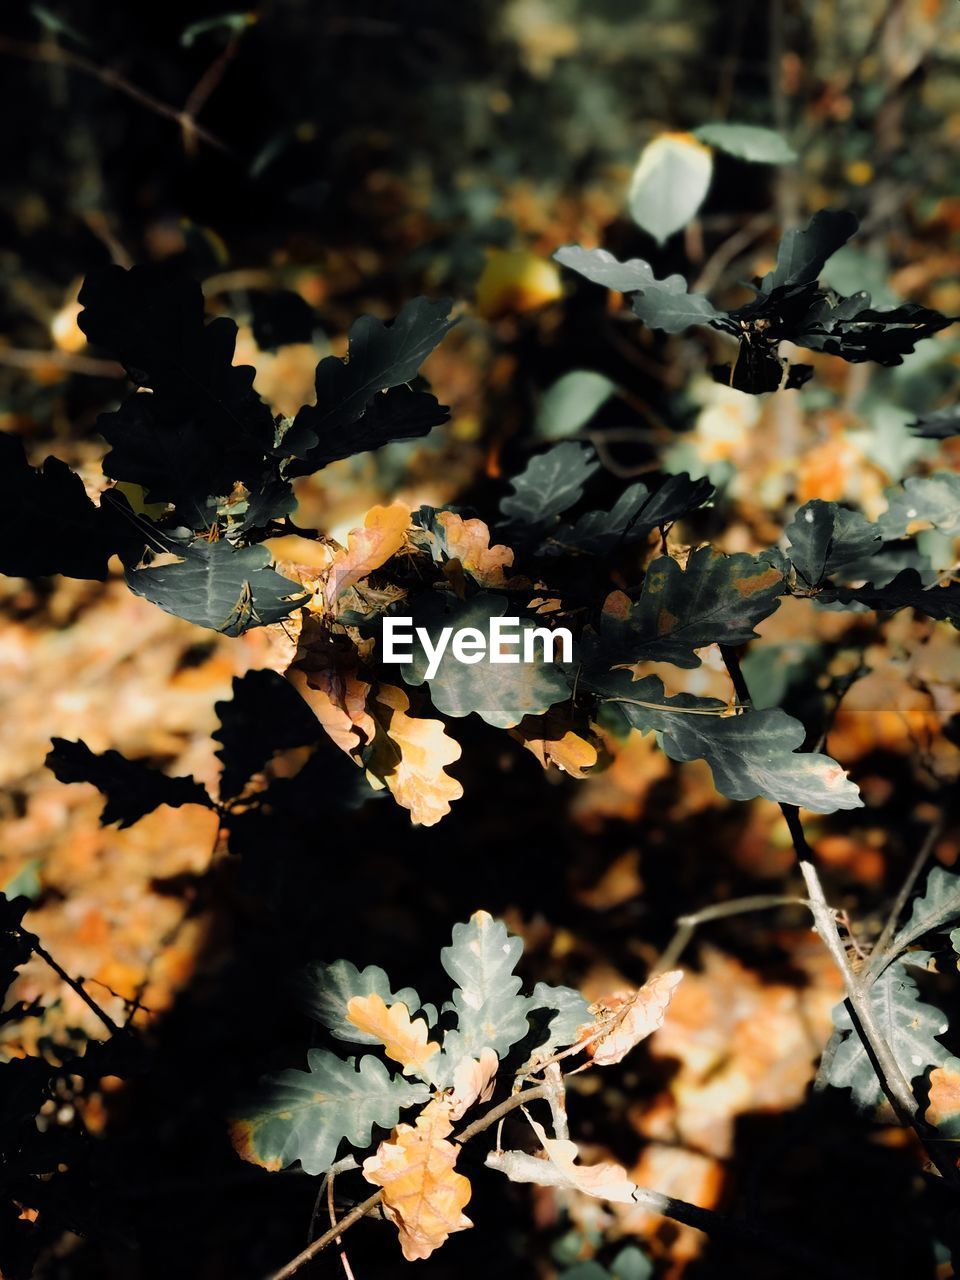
[
  {"left": 434, "top": 511, "right": 515, "bottom": 586},
  {"left": 345, "top": 993, "right": 441, "bottom": 1076},
  {"left": 286, "top": 616, "right": 374, "bottom": 757},
  {"left": 362, "top": 1097, "right": 473, "bottom": 1261},
  {"left": 323, "top": 502, "right": 409, "bottom": 609},
  {"left": 580, "top": 970, "right": 683, "bottom": 1067},
  {"left": 486, "top": 1115, "right": 640, "bottom": 1203},
  {"left": 366, "top": 683, "right": 463, "bottom": 826},
  {"left": 925, "top": 1064, "right": 960, "bottom": 1133},
  {"left": 448, "top": 1047, "right": 499, "bottom": 1121},
  {"left": 510, "top": 711, "right": 598, "bottom": 777}
]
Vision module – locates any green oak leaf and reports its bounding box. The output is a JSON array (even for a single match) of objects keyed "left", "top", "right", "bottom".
[
  {"left": 299, "top": 959, "right": 421, "bottom": 1043},
  {"left": 596, "top": 547, "right": 785, "bottom": 668},
  {"left": 693, "top": 122, "right": 797, "bottom": 164},
  {"left": 554, "top": 246, "right": 720, "bottom": 333},
  {"left": 824, "top": 954, "right": 951, "bottom": 1110},
  {"left": 526, "top": 982, "right": 592, "bottom": 1056},
  {"left": 440, "top": 911, "right": 531, "bottom": 1062},
  {"left": 125, "top": 541, "right": 307, "bottom": 635},
  {"left": 820, "top": 569, "right": 960, "bottom": 625},
  {"left": 535, "top": 370, "right": 617, "bottom": 439},
  {"left": 398, "top": 592, "right": 573, "bottom": 729},
  {"left": 541, "top": 475, "right": 713, "bottom": 556},
  {"left": 627, "top": 133, "right": 713, "bottom": 245},
  {"left": 592, "top": 671, "right": 861, "bottom": 812},
  {"left": 759, "top": 209, "right": 858, "bottom": 293},
  {"left": 45, "top": 738, "right": 212, "bottom": 829},
  {"left": 279, "top": 297, "right": 455, "bottom": 468},
  {"left": 785, "top": 499, "right": 882, "bottom": 588},
  {"left": 879, "top": 473, "right": 960, "bottom": 539},
  {"left": 233, "top": 1051, "right": 429, "bottom": 1175},
  {"left": 499, "top": 442, "right": 600, "bottom": 528}
]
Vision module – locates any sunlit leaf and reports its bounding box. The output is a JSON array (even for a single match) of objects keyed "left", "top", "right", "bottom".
[
  {"left": 627, "top": 133, "right": 713, "bottom": 245},
  {"left": 232, "top": 1051, "right": 429, "bottom": 1175}
]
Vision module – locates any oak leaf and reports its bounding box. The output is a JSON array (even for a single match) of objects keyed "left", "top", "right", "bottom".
[
  {"left": 448, "top": 1047, "right": 499, "bottom": 1121},
  {"left": 580, "top": 970, "right": 683, "bottom": 1066},
  {"left": 323, "top": 502, "right": 409, "bottom": 608},
  {"left": 286, "top": 616, "right": 374, "bottom": 757},
  {"left": 434, "top": 511, "right": 514, "bottom": 586},
  {"left": 925, "top": 1064, "right": 960, "bottom": 1135},
  {"left": 345, "top": 993, "right": 441, "bottom": 1077},
  {"left": 510, "top": 712, "right": 598, "bottom": 777},
  {"left": 366, "top": 683, "right": 463, "bottom": 826},
  {"left": 362, "top": 1098, "right": 473, "bottom": 1260},
  {"left": 486, "top": 1115, "right": 639, "bottom": 1203}
]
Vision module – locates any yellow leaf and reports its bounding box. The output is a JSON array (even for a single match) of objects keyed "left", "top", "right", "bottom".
[
  {"left": 345, "top": 993, "right": 441, "bottom": 1076},
  {"left": 112, "top": 481, "right": 168, "bottom": 521},
  {"left": 475, "top": 249, "right": 562, "bottom": 320},
  {"left": 434, "top": 511, "right": 514, "bottom": 586},
  {"left": 580, "top": 970, "right": 683, "bottom": 1067},
  {"left": 366, "top": 683, "right": 463, "bottom": 826},
  {"left": 510, "top": 712, "right": 598, "bottom": 777},
  {"left": 362, "top": 1098, "right": 473, "bottom": 1261},
  {"left": 263, "top": 533, "right": 335, "bottom": 572},
  {"left": 324, "top": 503, "right": 409, "bottom": 609}
]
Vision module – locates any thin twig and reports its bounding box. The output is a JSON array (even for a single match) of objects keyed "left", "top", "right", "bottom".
[
  {"left": 326, "top": 1172, "right": 356, "bottom": 1280},
  {"left": 32, "top": 941, "right": 121, "bottom": 1036},
  {"left": 266, "top": 1083, "right": 553, "bottom": 1279},
  {"left": 0, "top": 36, "right": 230, "bottom": 153},
  {"left": 0, "top": 347, "right": 124, "bottom": 377},
  {"left": 654, "top": 894, "right": 810, "bottom": 974},
  {"left": 719, "top": 646, "right": 960, "bottom": 1188},
  {"left": 869, "top": 811, "right": 946, "bottom": 966}
]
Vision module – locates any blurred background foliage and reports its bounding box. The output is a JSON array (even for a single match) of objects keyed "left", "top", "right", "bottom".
[{"left": 1, "top": 1, "right": 959, "bottom": 1277}]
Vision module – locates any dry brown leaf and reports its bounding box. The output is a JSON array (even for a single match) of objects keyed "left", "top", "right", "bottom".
[
  {"left": 345, "top": 993, "right": 441, "bottom": 1076},
  {"left": 323, "top": 503, "right": 409, "bottom": 609},
  {"left": 434, "top": 511, "right": 514, "bottom": 586},
  {"left": 486, "top": 1116, "right": 639, "bottom": 1203},
  {"left": 925, "top": 1064, "right": 960, "bottom": 1130},
  {"left": 362, "top": 1097, "right": 473, "bottom": 1261},
  {"left": 448, "top": 1047, "right": 499, "bottom": 1121},
  {"left": 366, "top": 683, "right": 463, "bottom": 826},
  {"left": 510, "top": 712, "right": 598, "bottom": 777},
  {"left": 580, "top": 970, "right": 683, "bottom": 1067},
  {"left": 285, "top": 616, "right": 374, "bottom": 757}
]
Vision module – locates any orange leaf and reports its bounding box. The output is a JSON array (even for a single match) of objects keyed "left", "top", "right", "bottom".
[
  {"left": 486, "top": 1115, "right": 640, "bottom": 1203},
  {"left": 366, "top": 683, "right": 463, "bottom": 826},
  {"left": 345, "top": 993, "right": 441, "bottom": 1076},
  {"left": 434, "top": 511, "right": 514, "bottom": 586},
  {"left": 285, "top": 616, "right": 374, "bottom": 757},
  {"left": 448, "top": 1047, "right": 499, "bottom": 1121},
  {"left": 324, "top": 503, "right": 409, "bottom": 608},
  {"left": 926, "top": 1064, "right": 960, "bottom": 1130},
  {"left": 510, "top": 712, "right": 598, "bottom": 777},
  {"left": 362, "top": 1098, "right": 473, "bottom": 1261},
  {"left": 580, "top": 970, "right": 683, "bottom": 1066}
]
